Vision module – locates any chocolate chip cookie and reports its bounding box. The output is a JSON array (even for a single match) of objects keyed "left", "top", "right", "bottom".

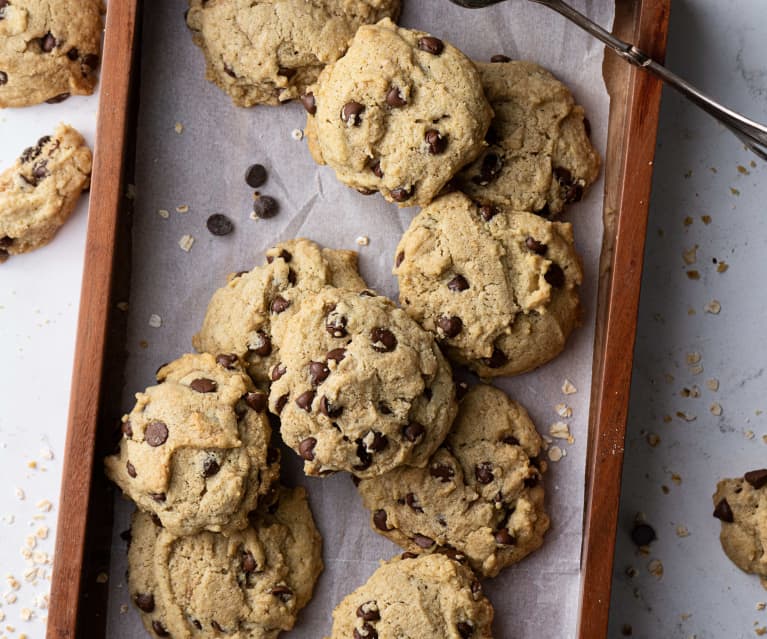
[
  {"left": 105, "top": 353, "right": 279, "bottom": 536},
  {"left": 394, "top": 192, "right": 583, "bottom": 377},
  {"left": 713, "top": 469, "right": 767, "bottom": 578},
  {"left": 0, "top": 0, "right": 104, "bottom": 108},
  {"left": 186, "top": 0, "right": 401, "bottom": 107},
  {"left": 326, "top": 553, "right": 494, "bottom": 639},
  {"left": 357, "top": 384, "right": 549, "bottom": 577},
  {"left": 269, "top": 287, "right": 457, "bottom": 477},
  {"left": 128, "top": 484, "right": 323, "bottom": 639},
  {"left": 304, "top": 18, "right": 493, "bottom": 207},
  {"left": 192, "top": 239, "right": 368, "bottom": 386},
  {"left": 0, "top": 123, "right": 91, "bottom": 263},
  {"left": 455, "top": 59, "right": 601, "bottom": 217}
]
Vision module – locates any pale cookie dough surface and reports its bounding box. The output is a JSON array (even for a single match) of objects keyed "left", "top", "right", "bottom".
[
  {"left": 713, "top": 470, "right": 767, "bottom": 577},
  {"left": 269, "top": 287, "right": 457, "bottom": 477},
  {"left": 193, "top": 239, "right": 368, "bottom": 386},
  {"left": 326, "top": 553, "right": 494, "bottom": 639},
  {"left": 0, "top": 123, "right": 91, "bottom": 262},
  {"left": 358, "top": 384, "right": 548, "bottom": 578},
  {"left": 394, "top": 192, "right": 583, "bottom": 377},
  {"left": 186, "top": 0, "right": 401, "bottom": 107},
  {"left": 128, "top": 485, "right": 323, "bottom": 639},
  {"left": 0, "top": 0, "right": 103, "bottom": 107},
  {"left": 305, "top": 18, "right": 493, "bottom": 207},
  {"left": 455, "top": 60, "right": 600, "bottom": 217},
  {"left": 106, "top": 353, "right": 279, "bottom": 537}
]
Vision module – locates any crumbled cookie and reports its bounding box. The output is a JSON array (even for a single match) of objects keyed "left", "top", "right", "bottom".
[
  {"left": 0, "top": 0, "right": 104, "bottom": 107},
  {"left": 192, "top": 239, "right": 368, "bottom": 386},
  {"left": 269, "top": 287, "right": 457, "bottom": 477},
  {"left": 394, "top": 192, "right": 583, "bottom": 377},
  {"left": 326, "top": 553, "right": 493, "bottom": 639},
  {"left": 0, "top": 124, "right": 91, "bottom": 262},
  {"left": 305, "top": 18, "right": 492, "bottom": 207},
  {"left": 128, "top": 485, "right": 323, "bottom": 639},
  {"left": 105, "top": 353, "right": 279, "bottom": 536},
  {"left": 455, "top": 59, "right": 600, "bottom": 216},
  {"left": 185, "top": 0, "right": 401, "bottom": 107}
]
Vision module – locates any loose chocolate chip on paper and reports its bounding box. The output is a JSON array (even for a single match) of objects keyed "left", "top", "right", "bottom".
[
  {"left": 298, "top": 437, "right": 317, "bottom": 461},
  {"left": 245, "top": 163, "right": 267, "bottom": 188},
  {"left": 713, "top": 498, "right": 734, "bottom": 522},
  {"left": 144, "top": 420, "right": 168, "bottom": 447},
  {"left": 190, "top": 377, "right": 217, "bottom": 393},
  {"left": 252, "top": 195, "right": 279, "bottom": 219},
  {"left": 206, "top": 213, "right": 234, "bottom": 236},
  {"left": 745, "top": 468, "right": 767, "bottom": 489},
  {"left": 630, "top": 522, "right": 656, "bottom": 546},
  {"left": 417, "top": 36, "right": 444, "bottom": 55}
]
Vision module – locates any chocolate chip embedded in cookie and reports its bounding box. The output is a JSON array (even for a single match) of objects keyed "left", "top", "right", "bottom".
[
  {"left": 358, "top": 384, "right": 549, "bottom": 577},
  {"left": 0, "top": 124, "right": 92, "bottom": 263},
  {"left": 394, "top": 192, "right": 583, "bottom": 377},
  {"left": 269, "top": 287, "right": 457, "bottom": 477},
  {"left": 304, "top": 18, "right": 493, "bottom": 208},
  {"left": 105, "top": 353, "right": 279, "bottom": 536},
  {"left": 327, "top": 553, "right": 494, "bottom": 639},
  {"left": 185, "top": 0, "right": 401, "bottom": 107}
]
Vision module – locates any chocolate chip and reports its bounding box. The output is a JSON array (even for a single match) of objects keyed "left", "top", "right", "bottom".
[
  {"left": 300, "top": 92, "right": 316, "bottom": 115},
  {"left": 367, "top": 431, "right": 388, "bottom": 452},
  {"left": 295, "top": 390, "right": 315, "bottom": 412},
  {"left": 478, "top": 204, "right": 499, "bottom": 222},
  {"left": 250, "top": 331, "right": 272, "bottom": 357},
  {"left": 379, "top": 403, "right": 392, "bottom": 415},
  {"left": 356, "top": 601, "right": 380, "bottom": 622},
  {"left": 270, "top": 295, "right": 290, "bottom": 314},
  {"left": 202, "top": 455, "right": 220, "bottom": 477},
  {"left": 150, "top": 514, "right": 163, "bottom": 527},
  {"left": 252, "top": 195, "right": 279, "bottom": 219},
  {"left": 525, "top": 236, "right": 547, "bottom": 255},
  {"left": 206, "top": 213, "right": 234, "bottom": 236},
  {"left": 417, "top": 36, "right": 444, "bottom": 55},
  {"left": 298, "top": 437, "right": 317, "bottom": 461},
  {"left": 309, "top": 361, "right": 330, "bottom": 385},
  {"left": 583, "top": 117, "right": 592, "bottom": 138},
  {"left": 482, "top": 347, "right": 508, "bottom": 369},
  {"left": 216, "top": 353, "right": 238, "bottom": 369},
  {"left": 354, "top": 623, "right": 378, "bottom": 639},
  {"left": 390, "top": 186, "right": 414, "bottom": 202},
  {"left": 151, "top": 621, "right": 169, "bottom": 637},
  {"left": 425, "top": 129, "right": 447, "bottom": 154},
  {"left": 402, "top": 422, "right": 424, "bottom": 442},
  {"left": 472, "top": 153, "right": 503, "bottom": 185},
  {"left": 134, "top": 593, "right": 155, "bottom": 612},
  {"left": 503, "top": 435, "right": 520, "bottom": 446},
  {"left": 126, "top": 461, "right": 137, "bottom": 478},
  {"left": 145, "top": 421, "right": 168, "bottom": 447},
  {"left": 475, "top": 462, "right": 494, "bottom": 484},
  {"left": 395, "top": 251, "right": 405, "bottom": 267},
  {"left": 495, "top": 528, "right": 516, "bottom": 545},
  {"left": 457, "top": 621, "right": 475, "bottom": 638},
  {"left": 241, "top": 550, "right": 257, "bottom": 573},
  {"left": 401, "top": 551, "right": 418, "bottom": 559},
  {"left": 319, "top": 396, "right": 342, "bottom": 418},
  {"left": 190, "top": 378, "right": 217, "bottom": 393},
  {"left": 745, "top": 469, "right": 767, "bottom": 489},
  {"left": 386, "top": 86, "right": 407, "bottom": 107},
  {"left": 149, "top": 492, "right": 166, "bottom": 502},
  {"left": 326, "top": 348, "right": 346, "bottom": 363},
  {"left": 413, "top": 533, "right": 434, "bottom": 548},
  {"left": 245, "top": 164, "right": 267, "bottom": 188},
  {"left": 370, "top": 159, "right": 383, "bottom": 178},
  {"left": 470, "top": 579, "right": 482, "bottom": 598},
  {"left": 32, "top": 161, "right": 49, "bottom": 181},
  {"left": 0, "top": 71, "right": 7, "bottom": 85},
  {"left": 370, "top": 327, "right": 397, "bottom": 352},
  {"left": 270, "top": 585, "right": 293, "bottom": 601},
  {"left": 341, "top": 101, "right": 365, "bottom": 126},
  {"left": 211, "top": 621, "right": 226, "bottom": 633},
  {"left": 447, "top": 275, "right": 469, "bottom": 292},
  {"left": 405, "top": 493, "right": 423, "bottom": 513},
  {"left": 192, "top": 620, "right": 202, "bottom": 630},
  {"left": 491, "top": 54, "right": 512, "bottom": 62},
  {"left": 544, "top": 263, "right": 566, "bottom": 288},
  {"left": 437, "top": 315, "right": 463, "bottom": 338},
  {"left": 274, "top": 393, "right": 289, "bottom": 414},
  {"left": 630, "top": 522, "right": 656, "bottom": 547},
  {"left": 82, "top": 53, "right": 99, "bottom": 70},
  {"left": 267, "top": 248, "right": 292, "bottom": 263},
  {"left": 46, "top": 92, "right": 70, "bottom": 103},
  {"left": 430, "top": 462, "right": 454, "bottom": 482},
  {"left": 373, "top": 509, "right": 391, "bottom": 531},
  {"left": 67, "top": 48, "right": 80, "bottom": 62},
  {"left": 325, "top": 312, "right": 347, "bottom": 338},
  {"left": 357, "top": 187, "right": 376, "bottom": 195},
  {"left": 224, "top": 64, "right": 236, "bottom": 78},
  {"left": 353, "top": 441, "right": 372, "bottom": 471},
  {"left": 271, "top": 363, "right": 286, "bottom": 381},
  {"left": 121, "top": 420, "right": 133, "bottom": 439},
  {"left": 713, "top": 498, "right": 734, "bottom": 522},
  {"left": 40, "top": 33, "right": 57, "bottom": 52},
  {"left": 278, "top": 66, "right": 296, "bottom": 78}
]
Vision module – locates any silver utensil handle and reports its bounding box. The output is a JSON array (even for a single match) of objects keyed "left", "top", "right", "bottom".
[{"left": 532, "top": 0, "right": 767, "bottom": 158}]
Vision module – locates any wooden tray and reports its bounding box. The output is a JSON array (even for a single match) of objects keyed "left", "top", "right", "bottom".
[{"left": 47, "top": 1, "right": 670, "bottom": 637}]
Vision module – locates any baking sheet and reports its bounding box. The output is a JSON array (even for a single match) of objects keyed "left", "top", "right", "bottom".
[{"left": 104, "top": 1, "right": 613, "bottom": 636}]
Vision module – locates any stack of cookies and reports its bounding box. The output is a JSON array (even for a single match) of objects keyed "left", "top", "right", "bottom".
[{"left": 106, "top": 5, "right": 604, "bottom": 639}]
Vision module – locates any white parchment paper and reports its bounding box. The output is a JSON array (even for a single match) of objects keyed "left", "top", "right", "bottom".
[{"left": 105, "top": 1, "right": 614, "bottom": 636}]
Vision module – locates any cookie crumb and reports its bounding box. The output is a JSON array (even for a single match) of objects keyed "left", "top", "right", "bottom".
[
  {"left": 676, "top": 525, "right": 689, "bottom": 537},
  {"left": 730, "top": 187, "right": 740, "bottom": 196},
  {"left": 710, "top": 402, "right": 723, "bottom": 416},
  {"left": 95, "top": 572, "right": 108, "bottom": 584},
  {"left": 683, "top": 216, "right": 693, "bottom": 226},
  {"left": 178, "top": 234, "right": 195, "bottom": 252},
  {"left": 676, "top": 411, "right": 696, "bottom": 422},
  {"left": 706, "top": 378, "right": 719, "bottom": 392},
  {"left": 355, "top": 236, "right": 370, "bottom": 247},
  {"left": 757, "top": 602, "right": 766, "bottom": 611},
  {"left": 745, "top": 430, "right": 755, "bottom": 440},
  {"left": 15, "top": 488, "right": 25, "bottom": 501},
  {"left": 648, "top": 559, "right": 664, "bottom": 579},
  {"left": 547, "top": 446, "right": 565, "bottom": 462},
  {"left": 157, "top": 209, "right": 170, "bottom": 219},
  {"left": 682, "top": 245, "right": 698, "bottom": 265},
  {"left": 148, "top": 314, "right": 162, "bottom": 329},
  {"left": 174, "top": 122, "right": 184, "bottom": 134},
  {"left": 20, "top": 608, "right": 32, "bottom": 622},
  {"left": 671, "top": 472, "right": 682, "bottom": 485},
  {"left": 35, "top": 500, "right": 52, "bottom": 512},
  {"left": 646, "top": 433, "right": 660, "bottom": 447},
  {"left": 701, "top": 215, "right": 712, "bottom": 225},
  {"left": 549, "top": 422, "right": 573, "bottom": 444},
  {"left": 125, "top": 184, "right": 136, "bottom": 200},
  {"left": 291, "top": 128, "right": 304, "bottom": 141},
  {"left": 555, "top": 403, "right": 572, "bottom": 418},
  {"left": 176, "top": 204, "right": 190, "bottom": 214},
  {"left": 755, "top": 627, "right": 767, "bottom": 636},
  {"left": 717, "top": 261, "right": 729, "bottom": 273},
  {"left": 686, "top": 352, "right": 701, "bottom": 365},
  {"left": 562, "top": 379, "right": 577, "bottom": 395},
  {"left": 704, "top": 300, "right": 721, "bottom": 314},
  {"left": 686, "top": 270, "right": 700, "bottom": 280},
  {"left": 116, "top": 301, "right": 129, "bottom": 312},
  {"left": 120, "top": 604, "right": 129, "bottom": 614}
]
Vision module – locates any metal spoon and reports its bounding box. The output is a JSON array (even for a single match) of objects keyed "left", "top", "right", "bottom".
[{"left": 449, "top": 0, "right": 767, "bottom": 160}]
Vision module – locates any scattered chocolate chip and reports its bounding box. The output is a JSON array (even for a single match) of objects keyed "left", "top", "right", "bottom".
[
  {"left": 447, "top": 275, "right": 469, "bottom": 292},
  {"left": 713, "top": 498, "right": 734, "bottom": 522},
  {"left": 206, "top": 213, "right": 234, "bottom": 236},
  {"left": 403, "top": 422, "right": 424, "bottom": 442},
  {"left": 478, "top": 204, "right": 499, "bottom": 222},
  {"left": 241, "top": 550, "right": 257, "bottom": 573},
  {"left": 295, "top": 390, "right": 316, "bottom": 412},
  {"left": 190, "top": 378, "right": 217, "bottom": 393},
  {"left": 386, "top": 86, "right": 407, "bottom": 107},
  {"left": 0, "top": 71, "right": 7, "bottom": 86},
  {"left": 145, "top": 421, "right": 168, "bottom": 447},
  {"left": 430, "top": 462, "right": 454, "bottom": 482},
  {"left": 274, "top": 393, "right": 289, "bottom": 414},
  {"left": 395, "top": 251, "right": 405, "bottom": 267},
  {"left": 249, "top": 330, "right": 272, "bottom": 357},
  {"left": 149, "top": 492, "right": 166, "bottom": 502},
  {"left": 405, "top": 493, "right": 423, "bottom": 513},
  {"left": 151, "top": 621, "right": 169, "bottom": 637},
  {"left": 425, "top": 129, "right": 447, "bottom": 154},
  {"left": 245, "top": 164, "right": 267, "bottom": 188},
  {"left": 370, "top": 159, "right": 383, "bottom": 178},
  {"left": 252, "top": 195, "right": 279, "bottom": 219},
  {"left": 270, "top": 585, "right": 293, "bottom": 601},
  {"left": 373, "top": 509, "right": 391, "bottom": 531},
  {"left": 298, "top": 437, "right": 317, "bottom": 461},
  {"left": 45, "top": 92, "right": 70, "bottom": 104},
  {"left": 491, "top": 54, "right": 512, "bottom": 63},
  {"left": 370, "top": 327, "right": 397, "bottom": 352},
  {"left": 630, "top": 522, "right": 656, "bottom": 547},
  {"left": 390, "top": 186, "right": 414, "bottom": 202},
  {"left": 319, "top": 396, "right": 342, "bottom": 418},
  {"left": 356, "top": 601, "right": 380, "bottom": 622},
  {"left": 544, "top": 263, "right": 566, "bottom": 288},
  {"left": 354, "top": 623, "right": 378, "bottom": 639},
  {"left": 495, "top": 528, "right": 516, "bottom": 545},
  {"left": 367, "top": 431, "right": 388, "bottom": 452},
  {"left": 271, "top": 363, "right": 287, "bottom": 381},
  {"left": 216, "top": 353, "right": 238, "bottom": 369},
  {"left": 82, "top": 53, "right": 99, "bottom": 70},
  {"left": 40, "top": 33, "right": 57, "bottom": 52},
  {"left": 482, "top": 347, "right": 508, "bottom": 369},
  {"left": 525, "top": 236, "right": 547, "bottom": 255},
  {"left": 745, "top": 469, "right": 767, "bottom": 489},
  {"left": 353, "top": 441, "right": 372, "bottom": 471},
  {"left": 270, "top": 295, "right": 290, "bottom": 314},
  {"left": 126, "top": 461, "right": 137, "bottom": 478},
  {"left": 472, "top": 153, "right": 503, "bottom": 185},
  {"left": 437, "top": 315, "right": 463, "bottom": 338},
  {"left": 475, "top": 462, "right": 494, "bottom": 484},
  {"left": 413, "top": 533, "right": 435, "bottom": 548},
  {"left": 326, "top": 312, "right": 348, "bottom": 338},
  {"left": 341, "top": 101, "right": 365, "bottom": 126},
  {"left": 121, "top": 420, "right": 133, "bottom": 439},
  {"left": 457, "top": 621, "right": 475, "bottom": 638},
  {"left": 300, "top": 92, "right": 316, "bottom": 115},
  {"left": 134, "top": 593, "right": 155, "bottom": 613},
  {"left": 309, "top": 361, "right": 330, "bottom": 386},
  {"left": 417, "top": 36, "right": 444, "bottom": 55},
  {"left": 326, "top": 348, "right": 346, "bottom": 363}
]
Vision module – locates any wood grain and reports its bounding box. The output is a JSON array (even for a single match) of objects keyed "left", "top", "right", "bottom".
[
  {"left": 577, "top": 0, "right": 671, "bottom": 637},
  {"left": 47, "top": 1, "right": 140, "bottom": 637}
]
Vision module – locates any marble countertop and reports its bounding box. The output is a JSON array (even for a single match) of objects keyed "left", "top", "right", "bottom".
[{"left": 1, "top": 1, "right": 765, "bottom": 636}]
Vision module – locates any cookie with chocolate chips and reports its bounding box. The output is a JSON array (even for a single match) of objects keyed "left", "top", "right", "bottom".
[
  {"left": 357, "top": 384, "right": 549, "bottom": 577},
  {"left": 326, "top": 553, "right": 493, "bottom": 639},
  {"left": 128, "top": 484, "right": 323, "bottom": 639},
  {"left": 269, "top": 287, "right": 457, "bottom": 477},
  {"left": 0, "top": 0, "right": 104, "bottom": 107},
  {"left": 193, "top": 239, "right": 368, "bottom": 386},
  {"left": 0, "top": 124, "right": 91, "bottom": 263},
  {"left": 105, "top": 353, "right": 279, "bottom": 536},
  {"left": 713, "top": 469, "right": 767, "bottom": 578},
  {"left": 394, "top": 192, "right": 583, "bottom": 378},
  {"left": 304, "top": 18, "right": 493, "bottom": 207},
  {"left": 455, "top": 59, "right": 601, "bottom": 217},
  {"left": 185, "top": 0, "right": 400, "bottom": 107}
]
